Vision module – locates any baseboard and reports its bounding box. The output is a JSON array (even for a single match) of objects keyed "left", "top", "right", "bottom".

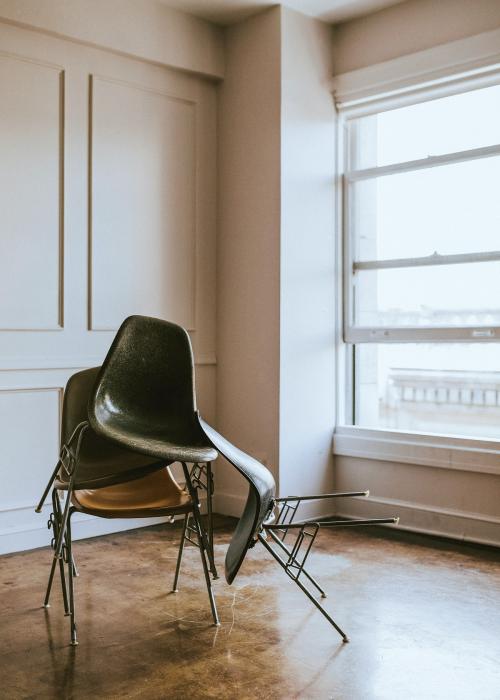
[
  {"left": 0, "top": 514, "right": 173, "bottom": 556},
  {"left": 0, "top": 496, "right": 207, "bottom": 556},
  {"left": 337, "top": 496, "right": 500, "bottom": 548}
]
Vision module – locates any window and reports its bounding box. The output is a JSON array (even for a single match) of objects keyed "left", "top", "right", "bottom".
[{"left": 342, "top": 81, "right": 500, "bottom": 439}]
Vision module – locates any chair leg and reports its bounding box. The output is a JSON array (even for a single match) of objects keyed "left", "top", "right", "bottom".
[
  {"left": 188, "top": 463, "right": 218, "bottom": 580},
  {"left": 44, "top": 490, "right": 69, "bottom": 614},
  {"left": 172, "top": 514, "right": 189, "bottom": 592},
  {"left": 266, "top": 528, "right": 327, "bottom": 599},
  {"left": 181, "top": 463, "right": 220, "bottom": 626},
  {"left": 205, "top": 462, "right": 218, "bottom": 579},
  {"left": 192, "top": 507, "right": 220, "bottom": 626},
  {"left": 66, "top": 512, "right": 78, "bottom": 646},
  {"left": 258, "top": 533, "right": 349, "bottom": 643},
  {"left": 35, "top": 460, "right": 62, "bottom": 513}
]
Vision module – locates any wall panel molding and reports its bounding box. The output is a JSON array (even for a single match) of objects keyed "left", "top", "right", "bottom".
[
  {"left": 88, "top": 73, "right": 198, "bottom": 333},
  {"left": 0, "top": 357, "right": 104, "bottom": 372},
  {"left": 0, "top": 23, "right": 217, "bottom": 555},
  {"left": 0, "top": 388, "right": 62, "bottom": 527},
  {"left": 0, "top": 52, "right": 64, "bottom": 330},
  {"left": 0, "top": 355, "right": 216, "bottom": 372}
]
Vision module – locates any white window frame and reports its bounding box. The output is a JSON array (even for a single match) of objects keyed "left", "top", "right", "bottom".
[
  {"left": 342, "top": 99, "right": 500, "bottom": 345},
  {"left": 335, "top": 55, "right": 500, "bottom": 457}
]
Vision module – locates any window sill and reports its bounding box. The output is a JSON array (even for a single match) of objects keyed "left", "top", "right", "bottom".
[{"left": 333, "top": 425, "right": 500, "bottom": 476}]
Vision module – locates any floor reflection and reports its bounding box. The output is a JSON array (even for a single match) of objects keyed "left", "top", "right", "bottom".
[{"left": 1, "top": 518, "right": 499, "bottom": 699}]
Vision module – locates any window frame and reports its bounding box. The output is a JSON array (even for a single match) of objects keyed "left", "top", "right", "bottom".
[
  {"left": 337, "top": 71, "right": 500, "bottom": 438},
  {"left": 343, "top": 102, "right": 500, "bottom": 345}
]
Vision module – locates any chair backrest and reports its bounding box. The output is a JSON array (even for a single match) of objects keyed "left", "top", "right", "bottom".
[
  {"left": 88, "top": 314, "right": 275, "bottom": 582},
  {"left": 88, "top": 316, "right": 201, "bottom": 452},
  {"left": 200, "top": 419, "right": 276, "bottom": 584},
  {"left": 60, "top": 367, "right": 166, "bottom": 489},
  {"left": 61, "top": 367, "right": 100, "bottom": 447}
]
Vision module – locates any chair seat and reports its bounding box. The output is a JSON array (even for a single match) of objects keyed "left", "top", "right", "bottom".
[
  {"left": 71, "top": 467, "right": 192, "bottom": 518},
  {"left": 57, "top": 450, "right": 168, "bottom": 491},
  {"left": 95, "top": 424, "right": 218, "bottom": 464}
]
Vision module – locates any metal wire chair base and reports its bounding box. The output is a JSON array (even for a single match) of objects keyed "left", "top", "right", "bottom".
[
  {"left": 259, "top": 490, "right": 399, "bottom": 642},
  {"left": 39, "top": 451, "right": 220, "bottom": 645}
]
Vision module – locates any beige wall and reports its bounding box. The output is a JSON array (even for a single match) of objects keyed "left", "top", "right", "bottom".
[
  {"left": 279, "top": 8, "right": 337, "bottom": 517},
  {"left": 0, "top": 0, "right": 224, "bottom": 79},
  {"left": 334, "top": 456, "right": 500, "bottom": 546},
  {"left": 332, "top": 0, "right": 500, "bottom": 546},
  {"left": 333, "top": 0, "right": 500, "bottom": 74},
  {"left": 0, "top": 16, "right": 218, "bottom": 553},
  {"left": 215, "top": 7, "right": 339, "bottom": 518},
  {"left": 215, "top": 8, "right": 282, "bottom": 513}
]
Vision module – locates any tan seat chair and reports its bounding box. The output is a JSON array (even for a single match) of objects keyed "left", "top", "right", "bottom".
[{"left": 37, "top": 361, "right": 218, "bottom": 646}]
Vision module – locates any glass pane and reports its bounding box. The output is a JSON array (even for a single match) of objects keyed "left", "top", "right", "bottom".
[
  {"left": 355, "top": 343, "right": 500, "bottom": 439},
  {"left": 354, "top": 261, "right": 500, "bottom": 327},
  {"left": 352, "top": 156, "right": 500, "bottom": 262},
  {"left": 350, "top": 83, "right": 500, "bottom": 170}
]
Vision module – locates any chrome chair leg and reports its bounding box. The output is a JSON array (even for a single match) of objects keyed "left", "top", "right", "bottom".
[
  {"left": 192, "top": 507, "right": 220, "bottom": 626},
  {"left": 182, "top": 463, "right": 220, "bottom": 626},
  {"left": 44, "top": 489, "right": 69, "bottom": 614},
  {"left": 172, "top": 514, "right": 189, "bottom": 592},
  {"left": 188, "top": 462, "right": 218, "bottom": 580},
  {"left": 66, "top": 512, "right": 78, "bottom": 646},
  {"left": 260, "top": 497, "right": 399, "bottom": 642},
  {"left": 258, "top": 533, "right": 349, "bottom": 643},
  {"left": 266, "top": 528, "right": 327, "bottom": 598},
  {"left": 205, "top": 462, "right": 218, "bottom": 578}
]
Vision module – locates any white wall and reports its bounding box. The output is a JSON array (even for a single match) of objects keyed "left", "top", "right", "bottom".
[
  {"left": 215, "top": 7, "right": 338, "bottom": 519},
  {"left": 279, "top": 8, "right": 337, "bottom": 517},
  {"left": 215, "top": 8, "right": 282, "bottom": 514},
  {"left": 0, "top": 0, "right": 224, "bottom": 79},
  {"left": 332, "top": 0, "right": 500, "bottom": 74},
  {"left": 0, "top": 16, "right": 218, "bottom": 554}
]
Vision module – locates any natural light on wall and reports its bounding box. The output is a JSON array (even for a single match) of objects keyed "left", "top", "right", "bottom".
[{"left": 343, "top": 82, "right": 500, "bottom": 439}]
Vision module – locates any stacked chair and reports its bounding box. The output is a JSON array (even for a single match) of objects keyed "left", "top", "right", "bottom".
[{"left": 37, "top": 315, "right": 398, "bottom": 646}]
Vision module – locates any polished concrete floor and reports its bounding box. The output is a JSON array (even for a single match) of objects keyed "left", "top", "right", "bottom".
[{"left": 1, "top": 517, "right": 500, "bottom": 699}]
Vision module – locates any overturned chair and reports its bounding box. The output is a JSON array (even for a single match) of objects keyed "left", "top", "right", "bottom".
[
  {"left": 37, "top": 315, "right": 398, "bottom": 645},
  {"left": 201, "top": 419, "right": 398, "bottom": 643}
]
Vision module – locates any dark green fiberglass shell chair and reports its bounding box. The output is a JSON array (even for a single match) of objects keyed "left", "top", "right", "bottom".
[
  {"left": 36, "top": 327, "right": 219, "bottom": 646},
  {"left": 37, "top": 315, "right": 398, "bottom": 646}
]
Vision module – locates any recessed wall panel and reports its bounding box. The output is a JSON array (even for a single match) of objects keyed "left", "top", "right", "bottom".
[
  {"left": 90, "top": 76, "right": 196, "bottom": 330},
  {"left": 0, "top": 55, "right": 63, "bottom": 329},
  {"left": 0, "top": 389, "right": 60, "bottom": 509}
]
